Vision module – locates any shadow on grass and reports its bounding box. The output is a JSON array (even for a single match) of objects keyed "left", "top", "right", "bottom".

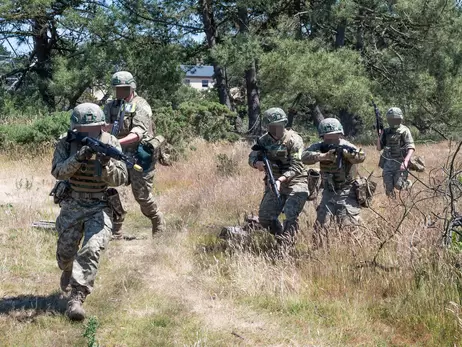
[{"left": 0, "top": 292, "right": 67, "bottom": 321}]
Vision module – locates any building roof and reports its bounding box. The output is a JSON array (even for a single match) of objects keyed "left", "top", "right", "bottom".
[{"left": 181, "top": 65, "right": 214, "bottom": 78}]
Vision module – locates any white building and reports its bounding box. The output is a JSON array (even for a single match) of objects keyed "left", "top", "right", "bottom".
[{"left": 180, "top": 65, "right": 214, "bottom": 90}]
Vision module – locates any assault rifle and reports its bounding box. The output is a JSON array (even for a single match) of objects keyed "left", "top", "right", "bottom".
[
  {"left": 252, "top": 143, "right": 283, "bottom": 206},
  {"left": 371, "top": 97, "right": 384, "bottom": 137},
  {"left": 111, "top": 99, "right": 125, "bottom": 137},
  {"left": 319, "top": 143, "right": 360, "bottom": 170},
  {"left": 67, "top": 130, "right": 142, "bottom": 172}
]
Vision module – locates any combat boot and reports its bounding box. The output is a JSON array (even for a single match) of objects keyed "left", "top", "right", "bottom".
[
  {"left": 152, "top": 212, "right": 166, "bottom": 235},
  {"left": 66, "top": 288, "right": 86, "bottom": 321},
  {"left": 60, "top": 270, "right": 72, "bottom": 292},
  {"left": 111, "top": 222, "right": 124, "bottom": 240}
]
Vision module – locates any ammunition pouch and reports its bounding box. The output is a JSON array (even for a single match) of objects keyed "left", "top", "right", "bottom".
[
  {"left": 106, "top": 188, "right": 127, "bottom": 222},
  {"left": 50, "top": 180, "right": 71, "bottom": 205},
  {"left": 307, "top": 169, "right": 321, "bottom": 201},
  {"left": 138, "top": 135, "right": 172, "bottom": 170},
  {"left": 353, "top": 176, "right": 377, "bottom": 208}
]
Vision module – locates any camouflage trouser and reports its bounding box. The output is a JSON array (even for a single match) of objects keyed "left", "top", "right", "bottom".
[
  {"left": 56, "top": 198, "right": 112, "bottom": 294},
  {"left": 382, "top": 159, "right": 409, "bottom": 197},
  {"left": 315, "top": 186, "right": 361, "bottom": 229},
  {"left": 258, "top": 181, "right": 309, "bottom": 237},
  {"left": 112, "top": 165, "right": 165, "bottom": 234}
]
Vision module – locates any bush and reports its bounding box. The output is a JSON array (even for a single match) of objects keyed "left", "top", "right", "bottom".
[{"left": 0, "top": 112, "right": 69, "bottom": 148}]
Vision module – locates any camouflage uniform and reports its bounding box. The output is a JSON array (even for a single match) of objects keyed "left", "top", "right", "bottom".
[
  {"left": 249, "top": 108, "right": 308, "bottom": 239},
  {"left": 51, "top": 103, "right": 128, "bottom": 320},
  {"left": 104, "top": 71, "right": 165, "bottom": 236},
  {"left": 378, "top": 107, "right": 415, "bottom": 197},
  {"left": 302, "top": 119, "right": 365, "bottom": 232}
]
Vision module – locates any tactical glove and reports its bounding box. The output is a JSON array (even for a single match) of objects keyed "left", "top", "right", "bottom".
[{"left": 75, "top": 145, "right": 94, "bottom": 162}]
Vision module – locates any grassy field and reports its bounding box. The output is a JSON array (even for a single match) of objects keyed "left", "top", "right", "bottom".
[{"left": 1, "top": 139, "right": 462, "bottom": 346}]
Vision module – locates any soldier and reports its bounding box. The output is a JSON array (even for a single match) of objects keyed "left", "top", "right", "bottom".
[
  {"left": 249, "top": 108, "right": 309, "bottom": 243},
  {"left": 51, "top": 103, "right": 128, "bottom": 321},
  {"left": 376, "top": 107, "right": 415, "bottom": 198},
  {"left": 302, "top": 118, "right": 365, "bottom": 246},
  {"left": 104, "top": 71, "right": 166, "bottom": 238}
]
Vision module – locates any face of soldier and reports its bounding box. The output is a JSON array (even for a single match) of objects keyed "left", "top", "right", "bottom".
[
  {"left": 268, "top": 123, "right": 285, "bottom": 139},
  {"left": 115, "top": 86, "right": 133, "bottom": 101},
  {"left": 72, "top": 124, "right": 102, "bottom": 138},
  {"left": 322, "top": 133, "right": 341, "bottom": 144},
  {"left": 387, "top": 117, "right": 401, "bottom": 128}
]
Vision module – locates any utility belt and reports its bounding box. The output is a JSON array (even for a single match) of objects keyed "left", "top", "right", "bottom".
[{"left": 70, "top": 190, "right": 108, "bottom": 201}]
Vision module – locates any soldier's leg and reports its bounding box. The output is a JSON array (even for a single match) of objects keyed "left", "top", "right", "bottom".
[
  {"left": 335, "top": 188, "right": 362, "bottom": 227},
  {"left": 382, "top": 160, "right": 396, "bottom": 198},
  {"left": 66, "top": 203, "right": 112, "bottom": 321},
  {"left": 279, "top": 188, "right": 309, "bottom": 245},
  {"left": 314, "top": 190, "right": 335, "bottom": 248},
  {"left": 108, "top": 187, "right": 128, "bottom": 239},
  {"left": 130, "top": 167, "right": 165, "bottom": 234},
  {"left": 56, "top": 201, "right": 84, "bottom": 292},
  {"left": 258, "top": 188, "right": 284, "bottom": 235}
]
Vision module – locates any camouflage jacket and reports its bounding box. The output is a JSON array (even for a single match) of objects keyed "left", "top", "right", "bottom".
[
  {"left": 302, "top": 139, "right": 365, "bottom": 191},
  {"left": 248, "top": 130, "right": 307, "bottom": 186},
  {"left": 51, "top": 132, "right": 128, "bottom": 188},
  {"left": 104, "top": 93, "right": 154, "bottom": 153}
]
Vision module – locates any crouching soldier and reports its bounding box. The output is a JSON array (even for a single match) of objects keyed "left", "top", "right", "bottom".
[
  {"left": 302, "top": 118, "right": 365, "bottom": 247},
  {"left": 51, "top": 103, "right": 128, "bottom": 321},
  {"left": 249, "top": 108, "right": 309, "bottom": 245}
]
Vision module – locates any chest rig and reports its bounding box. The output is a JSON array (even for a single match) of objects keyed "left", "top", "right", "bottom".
[
  {"left": 319, "top": 141, "right": 357, "bottom": 191},
  {"left": 109, "top": 100, "right": 137, "bottom": 139},
  {"left": 384, "top": 127, "right": 405, "bottom": 159},
  {"left": 68, "top": 133, "right": 110, "bottom": 193},
  {"left": 262, "top": 131, "right": 294, "bottom": 179}
]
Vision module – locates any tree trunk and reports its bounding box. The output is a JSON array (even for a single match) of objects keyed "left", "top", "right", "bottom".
[
  {"left": 338, "top": 109, "right": 363, "bottom": 137},
  {"left": 335, "top": 20, "right": 346, "bottom": 48},
  {"left": 309, "top": 103, "right": 325, "bottom": 129},
  {"left": 238, "top": 5, "right": 261, "bottom": 135},
  {"left": 33, "top": 17, "right": 55, "bottom": 110},
  {"left": 199, "top": 0, "right": 232, "bottom": 110}
]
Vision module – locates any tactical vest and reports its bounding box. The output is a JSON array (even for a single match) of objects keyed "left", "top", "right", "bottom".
[
  {"left": 68, "top": 133, "right": 110, "bottom": 193},
  {"left": 263, "top": 130, "right": 294, "bottom": 179},
  {"left": 319, "top": 141, "right": 357, "bottom": 191},
  {"left": 109, "top": 100, "right": 137, "bottom": 139},
  {"left": 383, "top": 128, "right": 405, "bottom": 159}
]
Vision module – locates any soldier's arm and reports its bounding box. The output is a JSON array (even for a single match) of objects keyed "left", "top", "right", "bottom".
[
  {"left": 130, "top": 99, "right": 153, "bottom": 142},
  {"left": 51, "top": 138, "right": 82, "bottom": 180},
  {"left": 344, "top": 146, "right": 366, "bottom": 164},
  {"left": 281, "top": 135, "right": 305, "bottom": 181},
  {"left": 301, "top": 143, "right": 322, "bottom": 165},
  {"left": 377, "top": 131, "right": 385, "bottom": 151},
  {"left": 248, "top": 150, "right": 260, "bottom": 168},
  {"left": 402, "top": 128, "right": 415, "bottom": 165},
  {"left": 101, "top": 136, "right": 129, "bottom": 186}
]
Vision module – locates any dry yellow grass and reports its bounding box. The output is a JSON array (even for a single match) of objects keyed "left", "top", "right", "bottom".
[{"left": 0, "top": 139, "right": 461, "bottom": 346}]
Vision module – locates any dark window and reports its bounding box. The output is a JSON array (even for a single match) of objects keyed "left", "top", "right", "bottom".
[{"left": 202, "top": 79, "right": 209, "bottom": 88}]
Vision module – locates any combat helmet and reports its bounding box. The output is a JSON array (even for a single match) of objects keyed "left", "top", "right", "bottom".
[
  {"left": 111, "top": 71, "right": 136, "bottom": 90},
  {"left": 262, "top": 107, "right": 288, "bottom": 127},
  {"left": 386, "top": 107, "right": 403, "bottom": 120},
  {"left": 70, "top": 103, "right": 106, "bottom": 129},
  {"left": 318, "top": 118, "right": 344, "bottom": 137}
]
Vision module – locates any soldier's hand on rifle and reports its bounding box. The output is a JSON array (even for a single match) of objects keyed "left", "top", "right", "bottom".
[
  {"left": 97, "top": 153, "right": 111, "bottom": 167},
  {"left": 253, "top": 161, "right": 265, "bottom": 172},
  {"left": 76, "top": 146, "right": 94, "bottom": 162},
  {"left": 319, "top": 149, "right": 336, "bottom": 162},
  {"left": 342, "top": 149, "right": 358, "bottom": 161}
]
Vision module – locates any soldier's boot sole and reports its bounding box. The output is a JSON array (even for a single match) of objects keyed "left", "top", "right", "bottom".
[{"left": 66, "top": 301, "right": 85, "bottom": 321}]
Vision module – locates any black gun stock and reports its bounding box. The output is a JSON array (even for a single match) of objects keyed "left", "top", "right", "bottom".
[{"left": 252, "top": 143, "right": 283, "bottom": 206}]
